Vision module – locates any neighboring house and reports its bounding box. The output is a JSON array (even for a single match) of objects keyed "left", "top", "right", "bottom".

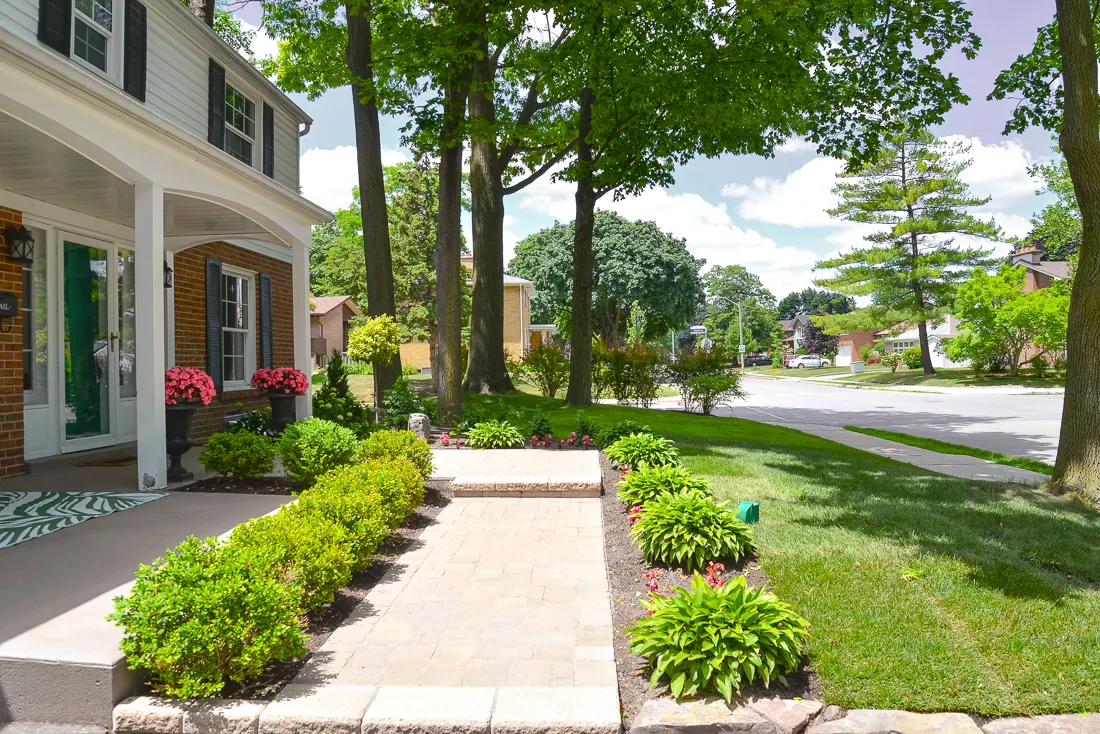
[
  {"left": 399, "top": 254, "right": 550, "bottom": 371},
  {"left": 779, "top": 314, "right": 812, "bottom": 352},
  {"left": 311, "top": 295, "right": 362, "bottom": 358},
  {"left": 834, "top": 330, "right": 878, "bottom": 367},
  {"left": 877, "top": 316, "right": 968, "bottom": 369},
  {"left": 0, "top": 0, "right": 329, "bottom": 488},
  {"left": 1012, "top": 244, "right": 1071, "bottom": 292}
]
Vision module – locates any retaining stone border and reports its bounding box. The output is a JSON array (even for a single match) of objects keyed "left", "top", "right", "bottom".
[
  {"left": 113, "top": 685, "right": 621, "bottom": 734},
  {"left": 627, "top": 699, "right": 1100, "bottom": 734},
  {"left": 450, "top": 475, "right": 602, "bottom": 498}
]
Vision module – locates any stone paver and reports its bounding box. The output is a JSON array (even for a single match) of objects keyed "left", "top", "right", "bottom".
[
  {"left": 983, "top": 715, "right": 1100, "bottom": 734},
  {"left": 431, "top": 450, "right": 602, "bottom": 497},
  {"left": 810, "top": 710, "right": 983, "bottom": 734}
]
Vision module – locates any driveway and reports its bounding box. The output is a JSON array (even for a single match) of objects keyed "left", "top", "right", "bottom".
[{"left": 717, "top": 376, "right": 1063, "bottom": 463}]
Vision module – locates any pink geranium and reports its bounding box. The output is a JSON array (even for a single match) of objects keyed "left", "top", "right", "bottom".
[
  {"left": 250, "top": 367, "right": 309, "bottom": 395},
  {"left": 165, "top": 366, "right": 216, "bottom": 406}
]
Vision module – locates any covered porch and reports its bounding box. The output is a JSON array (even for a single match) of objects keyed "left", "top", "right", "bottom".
[{"left": 0, "top": 49, "right": 326, "bottom": 490}]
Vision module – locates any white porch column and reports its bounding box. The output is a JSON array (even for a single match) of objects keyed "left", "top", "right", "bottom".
[
  {"left": 135, "top": 182, "right": 167, "bottom": 489},
  {"left": 292, "top": 240, "right": 312, "bottom": 419}
]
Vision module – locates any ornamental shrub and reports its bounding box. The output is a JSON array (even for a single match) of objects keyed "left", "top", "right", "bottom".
[
  {"left": 367, "top": 456, "right": 425, "bottom": 521},
  {"left": 277, "top": 418, "right": 359, "bottom": 488},
  {"left": 573, "top": 411, "right": 599, "bottom": 441},
  {"left": 109, "top": 537, "right": 306, "bottom": 699},
  {"left": 600, "top": 346, "right": 665, "bottom": 407},
  {"left": 627, "top": 574, "right": 809, "bottom": 701},
  {"left": 684, "top": 374, "right": 744, "bottom": 416},
  {"left": 296, "top": 468, "right": 390, "bottom": 568},
  {"left": 520, "top": 342, "right": 570, "bottom": 398},
  {"left": 467, "top": 420, "right": 525, "bottom": 449},
  {"left": 347, "top": 314, "right": 401, "bottom": 364},
  {"left": 382, "top": 377, "right": 426, "bottom": 427},
  {"left": 604, "top": 433, "right": 679, "bottom": 470},
  {"left": 880, "top": 352, "right": 901, "bottom": 373},
  {"left": 233, "top": 406, "right": 274, "bottom": 436},
  {"left": 630, "top": 491, "right": 753, "bottom": 572},
  {"left": 593, "top": 420, "right": 652, "bottom": 449},
  {"left": 1029, "top": 354, "right": 1049, "bottom": 377},
  {"left": 902, "top": 347, "right": 924, "bottom": 370},
  {"left": 528, "top": 410, "right": 553, "bottom": 438},
  {"left": 358, "top": 429, "right": 434, "bottom": 479},
  {"left": 667, "top": 347, "right": 737, "bottom": 412},
  {"left": 198, "top": 431, "right": 275, "bottom": 479},
  {"left": 618, "top": 464, "right": 711, "bottom": 507},
  {"left": 230, "top": 508, "right": 354, "bottom": 610}
]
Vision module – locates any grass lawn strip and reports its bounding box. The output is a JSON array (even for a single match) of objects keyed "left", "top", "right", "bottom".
[
  {"left": 843, "top": 425, "right": 1054, "bottom": 476},
  {"left": 839, "top": 368, "right": 1064, "bottom": 389},
  {"left": 470, "top": 391, "right": 1100, "bottom": 716}
]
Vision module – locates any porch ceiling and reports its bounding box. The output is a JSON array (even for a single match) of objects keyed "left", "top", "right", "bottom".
[{"left": 0, "top": 111, "right": 274, "bottom": 241}]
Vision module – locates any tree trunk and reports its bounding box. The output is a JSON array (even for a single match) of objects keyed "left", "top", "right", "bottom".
[
  {"left": 566, "top": 85, "right": 596, "bottom": 406},
  {"left": 915, "top": 320, "right": 936, "bottom": 375},
  {"left": 1053, "top": 0, "right": 1100, "bottom": 491},
  {"left": 346, "top": 2, "right": 401, "bottom": 415},
  {"left": 188, "top": 0, "right": 213, "bottom": 27},
  {"left": 435, "top": 81, "right": 467, "bottom": 422},
  {"left": 464, "top": 36, "right": 515, "bottom": 394}
]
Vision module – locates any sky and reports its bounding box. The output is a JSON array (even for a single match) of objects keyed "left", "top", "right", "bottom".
[{"left": 240, "top": 1, "right": 1060, "bottom": 300}]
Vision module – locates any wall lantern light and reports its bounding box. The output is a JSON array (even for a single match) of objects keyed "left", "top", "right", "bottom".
[
  {"left": 3, "top": 225, "right": 34, "bottom": 263},
  {"left": 163, "top": 260, "right": 173, "bottom": 289}
]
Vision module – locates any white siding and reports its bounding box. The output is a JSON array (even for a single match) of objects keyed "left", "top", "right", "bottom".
[
  {"left": 2, "top": 0, "right": 41, "bottom": 43},
  {"left": 273, "top": 109, "right": 299, "bottom": 191},
  {"left": 145, "top": 12, "right": 207, "bottom": 140}
]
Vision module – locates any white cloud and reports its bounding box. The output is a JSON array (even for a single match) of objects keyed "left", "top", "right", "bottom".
[
  {"left": 721, "top": 157, "right": 845, "bottom": 228},
  {"left": 239, "top": 20, "right": 279, "bottom": 64},
  {"left": 299, "top": 146, "right": 409, "bottom": 212},
  {"left": 776, "top": 138, "right": 817, "bottom": 154},
  {"left": 942, "top": 135, "right": 1040, "bottom": 209}
]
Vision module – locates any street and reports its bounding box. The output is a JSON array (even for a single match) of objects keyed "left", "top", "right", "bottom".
[{"left": 714, "top": 376, "right": 1064, "bottom": 463}]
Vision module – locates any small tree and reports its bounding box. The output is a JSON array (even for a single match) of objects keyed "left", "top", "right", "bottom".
[
  {"left": 347, "top": 315, "right": 401, "bottom": 414},
  {"left": 520, "top": 343, "right": 570, "bottom": 399},
  {"left": 803, "top": 315, "right": 840, "bottom": 357},
  {"left": 325, "top": 349, "right": 351, "bottom": 400},
  {"left": 880, "top": 352, "right": 902, "bottom": 373}
]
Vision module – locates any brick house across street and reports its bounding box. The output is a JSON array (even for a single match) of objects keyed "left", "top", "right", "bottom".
[
  {"left": 0, "top": 0, "right": 329, "bottom": 488},
  {"left": 310, "top": 294, "right": 361, "bottom": 360}
]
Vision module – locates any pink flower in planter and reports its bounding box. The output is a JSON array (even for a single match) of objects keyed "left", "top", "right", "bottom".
[
  {"left": 441, "top": 433, "right": 451, "bottom": 447},
  {"left": 250, "top": 367, "right": 309, "bottom": 395},
  {"left": 164, "top": 366, "right": 216, "bottom": 405},
  {"left": 582, "top": 435, "right": 592, "bottom": 448}
]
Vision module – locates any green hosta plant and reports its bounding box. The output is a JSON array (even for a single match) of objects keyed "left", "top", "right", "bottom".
[
  {"left": 627, "top": 574, "right": 809, "bottom": 701},
  {"left": 466, "top": 420, "right": 525, "bottom": 449},
  {"left": 631, "top": 491, "right": 753, "bottom": 572},
  {"left": 604, "top": 433, "right": 679, "bottom": 470},
  {"left": 618, "top": 464, "right": 711, "bottom": 507},
  {"left": 593, "top": 420, "right": 652, "bottom": 448}
]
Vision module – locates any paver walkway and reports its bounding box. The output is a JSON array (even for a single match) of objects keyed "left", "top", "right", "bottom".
[
  {"left": 432, "top": 449, "right": 602, "bottom": 497},
  {"left": 268, "top": 496, "right": 620, "bottom": 733}
]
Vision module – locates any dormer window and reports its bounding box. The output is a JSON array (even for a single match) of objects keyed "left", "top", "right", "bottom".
[
  {"left": 73, "top": 0, "right": 112, "bottom": 73},
  {"left": 224, "top": 83, "right": 255, "bottom": 166}
]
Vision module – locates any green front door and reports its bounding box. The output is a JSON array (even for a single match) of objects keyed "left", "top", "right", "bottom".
[{"left": 62, "top": 240, "right": 111, "bottom": 444}]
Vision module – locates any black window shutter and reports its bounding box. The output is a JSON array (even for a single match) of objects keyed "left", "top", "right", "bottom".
[
  {"left": 259, "top": 273, "right": 273, "bottom": 368},
  {"left": 205, "top": 258, "right": 224, "bottom": 393},
  {"left": 38, "top": 0, "right": 72, "bottom": 57},
  {"left": 122, "top": 0, "right": 146, "bottom": 102},
  {"left": 262, "top": 103, "right": 275, "bottom": 178},
  {"left": 207, "top": 60, "right": 225, "bottom": 150}
]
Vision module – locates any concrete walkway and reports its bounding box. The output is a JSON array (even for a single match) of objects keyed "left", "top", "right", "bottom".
[
  {"left": 247, "top": 496, "right": 620, "bottom": 733},
  {"left": 432, "top": 449, "right": 602, "bottom": 497}
]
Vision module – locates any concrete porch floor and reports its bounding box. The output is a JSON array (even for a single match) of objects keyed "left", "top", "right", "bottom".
[{"left": 0, "top": 444, "right": 213, "bottom": 493}]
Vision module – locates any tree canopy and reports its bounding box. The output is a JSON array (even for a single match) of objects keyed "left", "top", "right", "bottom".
[
  {"left": 702, "top": 266, "right": 780, "bottom": 354},
  {"left": 508, "top": 211, "right": 704, "bottom": 344},
  {"left": 777, "top": 288, "right": 855, "bottom": 320},
  {"left": 1025, "top": 150, "right": 1081, "bottom": 262},
  {"left": 815, "top": 128, "right": 1000, "bottom": 373}
]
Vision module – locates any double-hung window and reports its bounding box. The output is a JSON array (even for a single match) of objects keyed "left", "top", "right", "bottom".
[
  {"left": 224, "top": 83, "right": 256, "bottom": 166},
  {"left": 221, "top": 268, "right": 255, "bottom": 389},
  {"left": 73, "top": 0, "right": 112, "bottom": 73}
]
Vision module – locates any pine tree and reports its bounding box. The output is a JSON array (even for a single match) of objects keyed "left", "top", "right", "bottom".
[
  {"left": 325, "top": 349, "right": 352, "bottom": 401},
  {"left": 814, "top": 128, "right": 1001, "bottom": 375}
]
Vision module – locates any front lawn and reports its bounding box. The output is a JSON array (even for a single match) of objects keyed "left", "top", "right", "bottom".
[
  {"left": 470, "top": 391, "right": 1100, "bottom": 715},
  {"left": 840, "top": 368, "right": 1065, "bottom": 388}
]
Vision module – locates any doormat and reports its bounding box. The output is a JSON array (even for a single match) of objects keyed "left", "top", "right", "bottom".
[
  {"left": 0, "top": 491, "right": 165, "bottom": 550},
  {"left": 76, "top": 456, "right": 138, "bottom": 467}
]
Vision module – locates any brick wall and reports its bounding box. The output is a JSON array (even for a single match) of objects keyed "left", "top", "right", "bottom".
[
  {"left": 0, "top": 208, "right": 24, "bottom": 476},
  {"left": 173, "top": 241, "right": 295, "bottom": 438}
]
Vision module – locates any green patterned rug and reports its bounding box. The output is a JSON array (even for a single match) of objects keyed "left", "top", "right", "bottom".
[{"left": 0, "top": 492, "right": 166, "bottom": 549}]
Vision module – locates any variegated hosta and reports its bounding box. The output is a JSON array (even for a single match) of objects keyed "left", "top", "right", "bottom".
[
  {"left": 630, "top": 490, "right": 753, "bottom": 572},
  {"left": 627, "top": 574, "right": 809, "bottom": 701}
]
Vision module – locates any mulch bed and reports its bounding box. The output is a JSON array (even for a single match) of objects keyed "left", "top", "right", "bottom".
[
  {"left": 137, "top": 480, "right": 453, "bottom": 701},
  {"left": 171, "top": 475, "right": 300, "bottom": 495},
  {"left": 599, "top": 454, "right": 820, "bottom": 727}
]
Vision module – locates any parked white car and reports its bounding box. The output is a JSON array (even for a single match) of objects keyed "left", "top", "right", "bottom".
[{"left": 788, "top": 354, "right": 831, "bottom": 369}]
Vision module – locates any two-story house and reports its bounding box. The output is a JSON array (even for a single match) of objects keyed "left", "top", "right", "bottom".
[{"left": 0, "top": 0, "right": 328, "bottom": 490}]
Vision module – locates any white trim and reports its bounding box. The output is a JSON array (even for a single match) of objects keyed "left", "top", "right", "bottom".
[
  {"left": 0, "top": 188, "right": 134, "bottom": 242},
  {"left": 223, "top": 238, "right": 293, "bottom": 263}
]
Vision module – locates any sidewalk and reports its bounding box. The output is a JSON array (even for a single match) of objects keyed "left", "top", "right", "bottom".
[{"left": 746, "top": 371, "right": 1065, "bottom": 396}]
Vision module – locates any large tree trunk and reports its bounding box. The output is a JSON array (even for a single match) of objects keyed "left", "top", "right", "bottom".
[
  {"left": 188, "top": 0, "right": 213, "bottom": 27},
  {"left": 1053, "top": 0, "right": 1100, "bottom": 491},
  {"left": 566, "top": 85, "right": 596, "bottom": 406},
  {"left": 346, "top": 2, "right": 401, "bottom": 415},
  {"left": 464, "top": 37, "right": 515, "bottom": 394},
  {"left": 916, "top": 320, "right": 935, "bottom": 375},
  {"left": 435, "top": 82, "right": 467, "bottom": 422}
]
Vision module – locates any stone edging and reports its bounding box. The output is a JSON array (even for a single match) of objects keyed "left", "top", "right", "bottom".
[
  {"left": 114, "top": 684, "right": 621, "bottom": 734},
  {"left": 628, "top": 698, "right": 1100, "bottom": 734}
]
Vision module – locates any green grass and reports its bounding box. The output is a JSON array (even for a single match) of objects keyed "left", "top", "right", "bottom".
[
  {"left": 470, "top": 391, "right": 1100, "bottom": 715},
  {"left": 513, "top": 379, "right": 679, "bottom": 399},
  {"left": 843, "top": 426, "right": 1054, "bottom": 476},
  {"left": 840, "top": 367, "right": 1064, "bottom": 388},
  {"left": 745, "top": 365, "right": 888, "bottom": 378}
]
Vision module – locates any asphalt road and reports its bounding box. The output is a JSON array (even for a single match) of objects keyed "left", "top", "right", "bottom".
[{"left": 717, "top": 376, "right": 1064, "bottom": 463}]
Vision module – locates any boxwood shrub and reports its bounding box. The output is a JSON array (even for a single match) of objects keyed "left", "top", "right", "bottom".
[
  {"left": 277, "top": 418, "right": 359, "bottom": 488},
  {"left": 617, "top": 464, "right": 711, "bottom": 507},
  {"left": 630, "top": 491, "right": 754, "bottom": 572},
  {"left": 108, "top": 537, "right": 306, "bottom": 698},
  {"left": 295, "top": 469, "right": 391, "bottom": 569},
  {"left": 358, "top": 429, "right": 434, "bottom": 479},
  {"left": 198, "top": 430, "right": 275, "bottom": 479},
  {"left": 628, "top": 574, "right": 809, "bottom": 701}
]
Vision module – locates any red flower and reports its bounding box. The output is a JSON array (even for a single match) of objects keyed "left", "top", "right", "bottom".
[
  {"left": 441, "top": 433, "right": 451, "bottom": 447},
  {"left": 164, "top": 366, "right": 216, "bottom": 406},
  {"left": 250, "top": 367, "right": 308, "bottom": 395}
]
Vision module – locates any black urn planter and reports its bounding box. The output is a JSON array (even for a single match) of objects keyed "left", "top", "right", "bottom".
[
  {"left": 165, "top": 402, "right": 199, "bottom": 482},
  {"left": 267, "top": 392, "right": 298, "bottom": 434}
]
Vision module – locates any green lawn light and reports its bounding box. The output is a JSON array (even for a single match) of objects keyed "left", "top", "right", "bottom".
[{"left": 736, "top": 501, "right": 759, "bottom": 524}]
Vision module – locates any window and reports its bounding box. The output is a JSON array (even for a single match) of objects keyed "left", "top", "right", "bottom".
[
  {"left": 73, "top": 0, "right": 112, "bottom": 73},
  {"left": 22, "top": 228, "right": 48, "bottom": 406},
  {"left": 221, "top": 269, "right": 254, "bottom": 388},
  {"left": 224, "top": 83, "right": 255, "bottom": 166},
  {"left": 892, "top": 340, "right": 915, "bottom": 353}
]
